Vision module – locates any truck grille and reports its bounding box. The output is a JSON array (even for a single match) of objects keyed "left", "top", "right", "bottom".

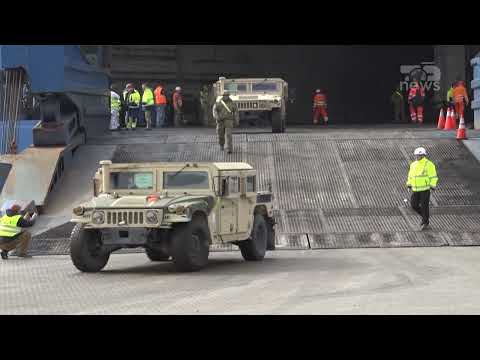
[
  {"left": 106, "top": 210, "right": 144, "bottom": 225},
  {"left": 237, "top": 101, "right": 260, "bottom": 110}
]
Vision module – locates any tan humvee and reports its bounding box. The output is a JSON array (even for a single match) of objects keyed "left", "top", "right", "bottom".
[
  {"left": 203, "top": 77, "right": 287, "bottom": 133},
  {"left": 70, "top": 160, "right": 275, "bottom": 273}
]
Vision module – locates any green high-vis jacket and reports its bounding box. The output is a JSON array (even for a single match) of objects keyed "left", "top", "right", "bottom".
[{"left": 406, "top": 157, "right": 438, "bottom": 192}]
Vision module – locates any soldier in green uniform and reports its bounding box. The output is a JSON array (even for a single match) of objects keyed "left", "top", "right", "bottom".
[
  {"left": 199, "top": 85, "right": 210, "bottom": 126},
  {"left": 213, "top": 91, "right": 238, "bottom": 154},
  {"left": 391, "top": 85, "right": 406, "bottom": 123}
]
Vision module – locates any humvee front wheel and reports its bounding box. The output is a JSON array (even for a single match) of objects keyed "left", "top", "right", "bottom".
[
  {"left": 239, "top": 214, "right": 267, "bottom": 261},
  {"left": 266, "top": 218, "right": 276, "bottom": 251},
  {"left": 145, "top": 247, "right": 170, "bottom": 261},
  {"left": 70, "top": 224, "right": 110, "bottom": 273},
  {"left": 171, "top": 214, "right": 210, "bottom": 272},
  {"left": 271, "top": 108, "right": 285, "bottom": 134}
]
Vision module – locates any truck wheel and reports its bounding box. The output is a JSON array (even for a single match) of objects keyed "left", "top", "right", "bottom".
[
  {"left": 171, "top": 214, "right": 210, "bottom": 272},
  {"left": 271, "top": 108, "right": 284, "bottom": 133},
  {"left": 239, "top": 214, "right": 267, "bottom": 261},
  {"left": 70, "top": 223, "right": 110, "bottom": 273},
  {"left": 145, "top": 247, "right": 170, "bottom": 261},
  {"left": 266, "top": 218, "right": 276, "bottom": 251}
]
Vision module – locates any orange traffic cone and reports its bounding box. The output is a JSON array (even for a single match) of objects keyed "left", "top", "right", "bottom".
[
  {"left": 456, "top": 115, "right": 467, "bottom": 140},
  {"left": 437, "top": 108, "right": 445, "bottom": 129},
  {"left": 444, "top": 108, "right": 457, "bottom": 130}
]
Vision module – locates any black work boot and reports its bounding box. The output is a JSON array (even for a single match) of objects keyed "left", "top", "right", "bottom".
[
  {"left": 420, "top": 222, "right": 430, "bottom": 231},
  {"left": 1, "top": 251, "right": 8, "bottom": 260}
]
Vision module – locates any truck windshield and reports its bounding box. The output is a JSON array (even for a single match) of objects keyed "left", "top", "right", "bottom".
[
  {"left": 252, "top": 82, "right": 278, "bottom": 92},
  {"left": 223, "top": 83, "right": 247, "bottom": 93},
  {"left": 163, "top": 171, "right": 210, "bottom": 189},
  {"left": 110, "top": 172, "right": 154, "bottom": 190}
]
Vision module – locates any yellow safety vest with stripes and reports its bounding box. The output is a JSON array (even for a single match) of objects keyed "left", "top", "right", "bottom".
[
  {"left": 406, "top": 157, "right": 438, "bottom": 192},
  {"left": 111, "top": 91, "right": 121, "bottom": 111},
  {"left": 0, "top": 214, "right": 22, "bottom": 237},
  {"left": 128, "top": 90, "right": 141, "bottom": 107}
]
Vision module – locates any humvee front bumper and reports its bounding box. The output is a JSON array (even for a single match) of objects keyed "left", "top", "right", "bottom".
[{"left": 101, "top": 228, "right": 150, "bottom": 246}]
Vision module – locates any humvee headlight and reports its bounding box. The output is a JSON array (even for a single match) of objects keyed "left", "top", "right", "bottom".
[
  {"left": 168, "top": 204, "right": 186, "bottom": 215},
  {"left": 73, "top": 206, "right": 85, "bottom": 216},
  {"left": 146, "top": 210, "right": 159, "bottom": 224},
  {"left": 92, "top": 211, "right": 105, "bottom": 224}
]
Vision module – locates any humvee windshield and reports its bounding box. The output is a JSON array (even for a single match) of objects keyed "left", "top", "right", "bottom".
[
  {"left": 163, "top": 171, "right": 210, "bottom": 189},
  {"left": 252, "top": 82, "right": 278, "bottom": 92},
  {"left": 223, "top": 83, "right": 247, "bottom": 93},
  {"left": 110, "top": 172, "right": 154, "bottom": 190}
]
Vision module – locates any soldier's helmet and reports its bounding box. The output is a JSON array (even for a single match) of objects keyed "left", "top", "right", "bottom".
[{"left": 222, "top": 91, "right": 230, "bottom": 96}]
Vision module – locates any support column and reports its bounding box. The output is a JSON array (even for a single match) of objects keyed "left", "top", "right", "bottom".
[
  {"left": 471, "top": 56, "right": 480, "bottom": 129},
  {"left": 434, "top": 45, "right": 466, "bottom": 104}
]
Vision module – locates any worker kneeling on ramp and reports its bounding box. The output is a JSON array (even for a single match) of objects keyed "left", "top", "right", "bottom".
[
  {"left": 0, "top": 204, "right": 37, "bottom": 260},
  {"left": 406, "top": 147, "right": 439, "bottom": 231}
]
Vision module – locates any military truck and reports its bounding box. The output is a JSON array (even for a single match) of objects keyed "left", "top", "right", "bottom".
[
  {"left": 204, "top": 77, "right": 288, "bottom": 133},
  {"left": 69, "top": 160, "right": 275, "bottom": 273}
]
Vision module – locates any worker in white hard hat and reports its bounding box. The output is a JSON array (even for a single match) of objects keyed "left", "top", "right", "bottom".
[
  {"left": 173, "top": 86, "right": 184, "bottom": 127},
  {"left": 406, "top": 147, "right": 439, "bottom": 230}
]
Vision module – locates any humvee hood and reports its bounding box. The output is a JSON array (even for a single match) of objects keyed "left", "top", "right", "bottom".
[{"left": 87, "top": 194, "right": 215, "bottom": 209}]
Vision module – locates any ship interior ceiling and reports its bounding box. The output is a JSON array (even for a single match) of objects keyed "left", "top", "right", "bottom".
[{"left": 109, "top": 45, "right": 438, "bottom": 125}]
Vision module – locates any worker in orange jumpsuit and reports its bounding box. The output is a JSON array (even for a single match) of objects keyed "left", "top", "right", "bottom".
[
  {"left": 313, "top": 89, "right": 328, "bottom": 125},
  {"left": 408, "top": 81, "right": 426, "bottom": 124},
  {"left": 452, "top": 80, "right": 469, "bottom": 120}
]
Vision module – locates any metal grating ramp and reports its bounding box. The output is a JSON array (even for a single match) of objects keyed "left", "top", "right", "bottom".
[{"left": 30, "top": 129, "right": 480, "bottom": 254}]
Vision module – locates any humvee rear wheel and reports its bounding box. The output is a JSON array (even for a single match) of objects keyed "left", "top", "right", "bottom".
[
  {"left": 145, "top": 247, "right": 170, "bottom": 261},
  {"left": 239, "top": 214, "right": 267, "bottom": 261},
  {"left": 171, "top": 214, "right": 210, "bottom": 272},
  {"left": 271, "top": 108, "right": 285, "bottom": 133},
  {"left": 70, "top": 223, "right": 110, "bottom": 273}
]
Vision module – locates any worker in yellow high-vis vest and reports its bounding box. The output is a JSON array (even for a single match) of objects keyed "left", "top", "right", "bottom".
[
  {"left": 126, "top": 83, "right": 141, "bottom": 130},
  {"left": 110, "top": 86, "right": 121, "bottom": 130},
  {"left": 406, "top": 147, "right": 439, "bottom": 230},
  {"left": 0, "top": 204, "right": 37, "bottom": 260},
  {"left": 141, "top": 82, "right": 155, "bottom": 130}
]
